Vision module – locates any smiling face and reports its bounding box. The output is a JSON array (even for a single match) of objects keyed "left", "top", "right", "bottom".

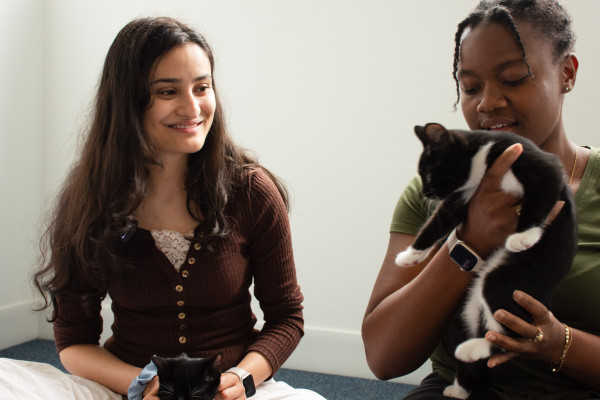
[
  {"left": 457, "top": 22, "right": 569, "bottom": 149},
  {"left": 142, "top": 44, "right": 216, "bottom": 161}
]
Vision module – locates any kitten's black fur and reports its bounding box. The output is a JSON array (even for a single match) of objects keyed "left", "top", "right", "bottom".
[
  {"left": 152, "top": 353, "right": 221, "bottom": 400},
  {"left": 395, "top": 123, "right": 577, "bottom": 399}
]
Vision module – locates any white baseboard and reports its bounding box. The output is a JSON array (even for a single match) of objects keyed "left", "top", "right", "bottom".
[
  {"left": 5, "top": 300, "right": 430, "bottom": 386},
  {"left": 282, "top": 326, "right": 430, "bottom": 386},
  {"left": 0, "top": 300, "right": 40, "bottom": 350}
]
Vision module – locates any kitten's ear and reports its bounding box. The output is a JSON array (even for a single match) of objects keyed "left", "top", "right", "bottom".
[
  {"left": 151, "top": 355, "right": 165, "bottom": 370},
  {"left": 414, "top": 125, "right": 429, "bottom": 146},
  {"left": 426, "top": 123, "right": 451, "bottom": 143},
  {"left": 415, "top": 123, "right": 452, "bottom": 147},
  {"left": 209, "top": 353, "right": 222, "bottom": 369}
]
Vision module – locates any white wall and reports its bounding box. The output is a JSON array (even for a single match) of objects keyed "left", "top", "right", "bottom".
[
  {"left": 0, "top": 0, "right": 45, "bottom": 347},
  {"left": 1, "top": 0, "right": 599, "bottom": 385}
]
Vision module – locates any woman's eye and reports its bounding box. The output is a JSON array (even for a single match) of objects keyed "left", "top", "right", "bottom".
[
  {"left": 504, "top": 75, "right": 529, "bottom": 87},
  {"left": 195, "top": 85, "right": 211, "bottom": 94},
  {"left": 461, "top": 86, "right": 479, "bottom": 95},
  {"left": 156, "top": 89, "right": 176, "bottom": 96}
]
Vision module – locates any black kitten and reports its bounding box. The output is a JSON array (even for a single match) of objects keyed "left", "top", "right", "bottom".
[
  {"left": 395, "top": 123, "right": 577, "bottom": 399},
  {"left": 152, "top": 353, "right": 221, "bottom": 400}
]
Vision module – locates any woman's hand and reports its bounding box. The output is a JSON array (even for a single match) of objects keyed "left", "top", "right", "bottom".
[
  {"left": 485, "top": 290, "right": 566, "bottom": 367},
  {"left": 215, "top": 372, "right": 246, "bottom": 400},
  {"left": 142, "top": 375, "right": 160, "bottom": 400},
  {"left": 459, "top": 143, "right": 523, "bottom": 258}
]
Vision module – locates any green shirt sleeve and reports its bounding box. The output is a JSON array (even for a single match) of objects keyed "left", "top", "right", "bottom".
[{"left": 390, "top": 175, "right": 437, "bottom": 235}]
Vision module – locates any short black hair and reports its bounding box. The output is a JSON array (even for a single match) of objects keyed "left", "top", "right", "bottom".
[{"left": 452, "top": 0, "right": 576, "bottom": 109}]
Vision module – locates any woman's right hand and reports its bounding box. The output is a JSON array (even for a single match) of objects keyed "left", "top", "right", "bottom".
[
  {"left": 142, "top": 376, "right": 160, "bottom": 400},
  {"left": 459, "top": 143, "right": 524, "bottom": 258},
  {"left": 216, "top": 372, "right": 246, "bottom": 400}
]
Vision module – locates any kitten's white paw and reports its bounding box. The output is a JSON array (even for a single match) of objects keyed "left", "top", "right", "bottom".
[
  {"left": 395, "top": 246, "right": 428, "bottom": 267},
  {"left": 455, "top": 338, "right": 492, "bottom": 363},
  {"left": 505, "top": 227, "right": 542, "bottom": 252},
  {"left": 443, "top": 381, "right": 470, "bottom": 399}
]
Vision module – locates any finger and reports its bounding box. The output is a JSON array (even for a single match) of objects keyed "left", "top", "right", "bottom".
[
  {"left": 487, "top": 350, "right": 519, "bottom": 368},
  {"left": 485, "top": 143, "right": 523, "bottom": 182},
  {"left": 512, "top": 290, "right": 551, "bottom": 322},
  {"left": 219, "top": 384, "right": 245, "bottom": 400},
  {"left": 486, "top": 328, "right": 533, "bottom": 352},
  {"left": 493, "top": 309, "right": 540, "bottom": 340},
  {"left": 218, "top": 373, "right": 238, "bottom": 391},
  {"left": 544, "top": 201, "right": 565, "bottom": 225}
]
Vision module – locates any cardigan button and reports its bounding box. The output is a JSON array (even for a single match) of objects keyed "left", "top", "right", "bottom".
[
  {"left": 188, "top": 257, "right": 196, "bottom": 265},
  {"left": 175, "top": 285, "right": 183, "bottom": 293},
  {"left": 179, "top": 336, "right": 187, "bottom": 344},
  {"left": 177, "top": 301, "right": 184, "bottom": 307},
  {"left": 182, "top": 270, "right": 190, "bottom": 278},
  {"left": 194, "top": 243, "right": 202, "bottom": 251},
  {"left": 178, "top": 312, "right": 186, "bottom": 320}
]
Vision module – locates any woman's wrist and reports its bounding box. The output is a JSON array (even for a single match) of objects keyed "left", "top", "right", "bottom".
[
  {"left": 128, "top": 360, "right": 158, "bottom": 400},
  {"left": 549, "top": 324, "right": 573, "bottom": 373},
  {"left": 456, "top": 224, "right": 498, "bottom": 259}
]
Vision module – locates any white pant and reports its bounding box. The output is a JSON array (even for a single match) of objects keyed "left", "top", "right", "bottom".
[
  {"left": 0, "top": 358, "right": 326, "bottom": 400},
  {"left": 253, "top": 379, "right": 326, "bottom": 400}
]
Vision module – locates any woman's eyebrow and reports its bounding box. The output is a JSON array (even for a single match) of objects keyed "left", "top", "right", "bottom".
[
  {"left": 150, "top": 74, "right": 212, "bottom": 85},
  {"left": 457, "top": 58, "right": 527, "bottom": 79}
]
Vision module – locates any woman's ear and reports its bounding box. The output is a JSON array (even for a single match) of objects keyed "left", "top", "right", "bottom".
[{"left": 562, "top": 53, "right": 579, "bottom": 91}]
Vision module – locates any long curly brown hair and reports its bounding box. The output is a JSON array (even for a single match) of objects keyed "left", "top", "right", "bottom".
[{"left": 34, "top": 17, "right": 288, "bottom": 316}]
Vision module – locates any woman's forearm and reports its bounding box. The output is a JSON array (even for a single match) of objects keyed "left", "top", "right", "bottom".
[
  {"left": 59, "top": 344, "right": 142, "bottom": 395},
  {"left": 561, "top": 328, "right": 600, "bottom": 391},
  {"left": 362, "top": 233, "right": 473, "bottom": 379}
]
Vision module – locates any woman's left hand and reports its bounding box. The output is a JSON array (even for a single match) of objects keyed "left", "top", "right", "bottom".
[
  {"left": 485, "top": 290, "right": 565, "bottom": 368},
  {"left": 215, "top": 372, "right": 246, "bottom": 400}
]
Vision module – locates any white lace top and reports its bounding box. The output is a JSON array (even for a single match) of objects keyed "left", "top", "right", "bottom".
[{"left": 150, "top": 229, "right": 194, "bottom": 271}]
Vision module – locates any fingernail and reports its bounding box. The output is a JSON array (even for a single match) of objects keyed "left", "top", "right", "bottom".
[
  {"left": 513, "top": 290, "right": 523, "bottom": 300},
  {"left": 486, "top": 333, "right": 496, "bottom": 341},
  {"left": 507, "top": 143, "right": 523, "bottom": 157},
  {"left": 488, "top": 360, "right": 496, "bottom": 368},
  {"left": 514, "top": 143, "right": 523, "bottom": 154},
  {"left": 495, "top": 311, "right": 505, "bottom": 320}
]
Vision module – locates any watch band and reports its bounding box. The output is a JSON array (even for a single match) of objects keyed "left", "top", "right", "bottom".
[
  {"left": 226, "top": 367, "right": 256, "bottom": 397},
  {"left": 446, "top": 228, "right": 485, "bottom": 272}
]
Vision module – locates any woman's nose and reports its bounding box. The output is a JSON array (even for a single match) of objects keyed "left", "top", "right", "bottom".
[
  {"left": 176, "top": 91, "right": 201, "bottom": 118},
  {"left": 476, "top": 86, "right": 508, "bottom": 113}
]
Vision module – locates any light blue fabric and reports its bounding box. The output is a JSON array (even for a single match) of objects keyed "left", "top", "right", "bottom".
[{"left": 127, "top": 360, "right": 158, "bottom": 400}]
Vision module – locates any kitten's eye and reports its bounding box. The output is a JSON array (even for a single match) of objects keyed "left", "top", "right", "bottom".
[{"left": 425, "top": 172, "right": 432, "bottom": 185}]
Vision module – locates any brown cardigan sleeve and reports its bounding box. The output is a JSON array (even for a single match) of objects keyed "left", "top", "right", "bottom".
[
  {"left": 52, "top": 274, "right": 105, "bottom": 353},
  {"left": 244, "top": 168, "right": 304, "bottom": 375}
]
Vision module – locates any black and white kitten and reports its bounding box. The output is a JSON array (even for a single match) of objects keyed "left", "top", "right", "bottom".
[
  {"left": 395, "top": 123, "right": 577, "bottom": 399},
  {"left": 152, "top": 353, "right": 221, "bottom": 400}
]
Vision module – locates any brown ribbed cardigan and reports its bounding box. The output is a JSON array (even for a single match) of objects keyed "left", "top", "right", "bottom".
[{"left": 53, "top": 168, "right": 304, "bottom": 375}]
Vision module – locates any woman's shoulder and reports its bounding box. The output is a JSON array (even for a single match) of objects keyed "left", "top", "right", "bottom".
[
  {"left": 233, "top": 166, "right": 287, "bottom": 210},
  {"left": 237, "top": 166, "right": 279, "bottom": 193}
]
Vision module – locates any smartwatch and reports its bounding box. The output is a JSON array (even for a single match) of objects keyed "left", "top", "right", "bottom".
[
  {"left": 226, "top": 367, "right": 256, "bottom": 397},
  {"left": 446, "top": 228, "right": 485, "bottom": 272}
]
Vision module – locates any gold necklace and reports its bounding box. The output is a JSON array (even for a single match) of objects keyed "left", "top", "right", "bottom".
[{"left": 569, "top": 146, "right": 578, "bottom": 186}]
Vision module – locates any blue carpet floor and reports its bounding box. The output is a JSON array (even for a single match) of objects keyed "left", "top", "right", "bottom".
[{"left": 0, "top": 339, "right": 416, "bottom": 399}]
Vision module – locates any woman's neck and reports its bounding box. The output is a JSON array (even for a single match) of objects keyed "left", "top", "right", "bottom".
[
  {"left": 135, "top": 154, "right": 200, "bottom": 233},
  {"left": 147, "top": 154, "right": 188, "bottom": 200}
]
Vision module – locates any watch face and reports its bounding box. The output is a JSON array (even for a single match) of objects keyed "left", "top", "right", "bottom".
[
  {"left": 242, "top": 375, "right": 256, "bottom": 397},
  {"left": 449, "top": 243, "right": 479, "bottom": 271}
]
